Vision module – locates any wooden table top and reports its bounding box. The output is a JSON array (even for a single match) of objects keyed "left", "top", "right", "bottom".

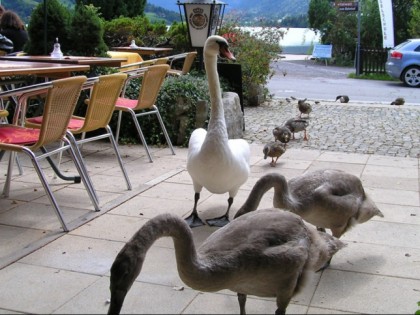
[
  {"left": 0, "top": 60, "right": 90, "bottom": 77},
  {"left": 0, "top": 55, "right": 126, "bottom": 67},
  {"left": 111, "top": 46, "right": 173, "bottom": 56}
]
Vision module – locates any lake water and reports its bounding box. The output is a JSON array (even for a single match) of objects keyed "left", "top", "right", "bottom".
[{"left": 240, "top": 27, "right": 321, "bottom": 55}]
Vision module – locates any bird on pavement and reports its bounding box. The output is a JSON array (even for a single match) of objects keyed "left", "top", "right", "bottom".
[
  {"left": 185, "top": 35, "right": 250, "bottom": 228},
  {"left": 284, "top": 117, "right": 309, "bottom": 141},
  {"left": 107, "top": 210, "right": 346, "bottom": 315},
  {"left": 298, "top": 98, "right": 312, "bottom": 118},
  {"left": 263, "top": 141, "right": 286, "bottom": 167},
  {"left": 272, "top": 125, "right": 292, "bottom": 146},
  {"left": 234, "top": 170, "right": 384, "bottom": 239},
  {"left": 390, "top": 97, "right": 405, "bottom": 105},
  {"left": 335, "top": 95, "right": 349, "bottom": 103}
]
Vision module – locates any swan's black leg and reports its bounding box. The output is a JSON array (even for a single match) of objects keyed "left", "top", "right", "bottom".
[
  {"left": 184, "top": 192, "right": 205, "bottom": 228},
  {"left": 206, "top": 197, "right": 233, "bottom": 227},
  {"left": 238, "top": 293, "right": 247, "bottom": 315}
]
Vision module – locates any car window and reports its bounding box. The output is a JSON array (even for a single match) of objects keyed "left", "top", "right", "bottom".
[
  {"left": 415, "top": 45, "right": 420, "bottom": 52},
  {"left": 393, "top": 41, "right": 409, "bottom": 50}
]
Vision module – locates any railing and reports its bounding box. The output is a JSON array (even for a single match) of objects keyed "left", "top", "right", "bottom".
[{"left": 358, "top": 47, "right": 390, "bottom": 75}]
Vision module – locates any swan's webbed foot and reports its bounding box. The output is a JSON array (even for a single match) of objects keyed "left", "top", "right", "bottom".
[
  {"left": 206, "top": 214, "right": 230, "bottom": 227},
  {"left": 207, "top": 197, "right": 233, "bottom": 227},
  {"left": 185, "top": 212, "right": 205, "bottom": 228},
  {"left": 185, "top": 192, "right": 205, "bottom": 228}
]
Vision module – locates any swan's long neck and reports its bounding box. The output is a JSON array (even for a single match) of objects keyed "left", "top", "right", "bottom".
[
  {"left": 234, "top": 173, "right": 300, "bottom": 219},
  {"left": 204, "top": 52, "right": 228, "bottom": 139},
  {"left": 108, "top": 214, "right": 210, "bottom": 314}
]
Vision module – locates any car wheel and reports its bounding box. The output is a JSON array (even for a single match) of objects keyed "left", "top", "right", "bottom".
[{"left": 402, "top": 66, "right": 420, "bottom": 87}]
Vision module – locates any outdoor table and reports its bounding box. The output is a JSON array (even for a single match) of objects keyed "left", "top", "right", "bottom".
[
  {"left": 0, "top": 60, "right": 91, "bottom": 119},
  {"left": 0, "top": 55, "right": 126, "bottom": 68},
  {"left": 111, "top": 46, "right": 173, "bottom": 59},
  {"left": 0, "top": 60, "right": 90, "bottom": 78}
]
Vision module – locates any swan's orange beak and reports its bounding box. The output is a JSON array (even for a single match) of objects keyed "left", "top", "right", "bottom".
[{"left": 220, "top": 46, "right": 236, "bottom": 61}]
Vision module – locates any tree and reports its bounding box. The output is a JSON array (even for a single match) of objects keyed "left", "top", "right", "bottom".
[
  {"left": 360, "top": 0, "right": 382, "bottom": 48},
  {"left": 392, "top": 0, "right": 413, "bottom": 44},
  {"left": 26, "top": 0, "right": 72, "bottom": 55},
  {"left": 308, "top": 0, "right": 335, "bottom": 34},
  {"left": 408, "top": 0, "right": 420, "bottom": 37},
  {"left": 68, "top": 3, "right": 108, "bottom": 56},
  {"left": 77, "top": 0, "right": 146, "bottom": 20}
]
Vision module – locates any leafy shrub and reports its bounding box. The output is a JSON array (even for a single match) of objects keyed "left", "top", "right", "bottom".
[
  {"left": 220, "top": 23, "right": 283, "bottom": 106},
  {"left": 103, "top": 16, "right": 168, "bottom": 48},
  {"left": 67, "top": 4, "right": 108, "bottom": 56}
]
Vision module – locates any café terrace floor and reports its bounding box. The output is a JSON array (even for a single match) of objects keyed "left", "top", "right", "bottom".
[{"left": 0, "top": 136, "right": 419, "bottom": 314}]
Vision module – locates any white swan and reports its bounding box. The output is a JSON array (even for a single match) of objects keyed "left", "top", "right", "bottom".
[
  {"left": 234, "top": 170, "right": 384, "bottom": 239},
  {"left": 185, "top": 35, "right": 250, "bottom": 228},
  {"left": 107, "top": 210, "right": 346, "bottom": 315}
]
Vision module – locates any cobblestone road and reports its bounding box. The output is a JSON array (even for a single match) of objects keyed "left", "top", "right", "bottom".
[{"left": 243, "top": 99, "right": 420, "bottom": 158}]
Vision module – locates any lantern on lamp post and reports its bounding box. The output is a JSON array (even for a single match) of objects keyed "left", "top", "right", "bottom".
[{"left": 177, "top": 0, "right": 227, "bottom": 70}]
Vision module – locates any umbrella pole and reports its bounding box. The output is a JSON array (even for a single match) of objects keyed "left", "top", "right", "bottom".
[{"left": 44, "top": 0, "right": 47, "bottom": 55}]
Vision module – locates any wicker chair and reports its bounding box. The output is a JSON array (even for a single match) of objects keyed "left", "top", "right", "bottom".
[
  {"left": 167, "top": 51, "right": 197, "bottom": 76},
  {"left": 115, "top": 64, "right": 175, "bottom": 162},
  {"left": 26, "top": 73, "right": 132, "bottom": 196},
  {"left": 0, "top": 76, "right": 100, "bottom": 232}
]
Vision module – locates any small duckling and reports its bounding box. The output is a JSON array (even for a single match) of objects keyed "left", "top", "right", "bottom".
[
  {"left": 263, "top": 141, "right": 286, "bottom": 167},
  {"left": 272, "top": 126, "right": 292, "bottom": 146},
  {"left": 390, "top": 97, "right": 405, "bottom": 105},
  {"left": 335, "top": 95, "right": 349, "bottom": 103},
  {"left": 285, "top": 118, "right": 309, "bottom": 141}
]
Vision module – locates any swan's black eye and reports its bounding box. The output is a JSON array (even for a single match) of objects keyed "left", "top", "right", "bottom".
[{"left": 216, "top": 40, "right": 229, "bottom": 48}]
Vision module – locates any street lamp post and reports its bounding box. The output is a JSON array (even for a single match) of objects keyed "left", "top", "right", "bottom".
[{"left": 177, "top": 0, "right": 227, "bottom": 70}]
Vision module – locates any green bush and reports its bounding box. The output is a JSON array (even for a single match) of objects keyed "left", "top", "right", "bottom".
[
  {"left": 67, "top": 4, "right": 108, "bottom": 56},
  {"left": 103, "top": 16, "right": 168, "bottom": 48},
  {"left": 219, "top": 24, "right": 283, "bottom": 106}
]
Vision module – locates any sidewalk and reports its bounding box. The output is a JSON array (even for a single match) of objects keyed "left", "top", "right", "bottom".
[{"left": 0, "top": 134, "right": 419, "bottom": 313}]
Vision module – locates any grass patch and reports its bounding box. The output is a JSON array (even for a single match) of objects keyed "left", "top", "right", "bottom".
[{"left": 348, "top": 72, "right": 398, "bottom": 81}]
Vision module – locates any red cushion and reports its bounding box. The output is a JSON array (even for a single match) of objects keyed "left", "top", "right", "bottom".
[
  {"left": 116, "top": 97, "right": 138, "bottom": 109},
  {"left": 27, "top": 116, "right": 84, "bottom": 130},
  {"left": 26, "top": 116, "right": 43, "bottom": 124},
  {"left": 67, "top": 118, "right": 84, "bottom": 130},
  {"left": 0, "top": 126, "right": 40, "bottom": 145}
]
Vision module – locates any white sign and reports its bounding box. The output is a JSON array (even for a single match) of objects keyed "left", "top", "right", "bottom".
[
  {"left": 377, "top": 0, "right": 394, "bottom": 48},
  {"left": 312, "top": 44, "right": 333, "bottom": 59}
]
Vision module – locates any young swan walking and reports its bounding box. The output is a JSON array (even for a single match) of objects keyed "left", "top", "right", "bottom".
[
  {"left": 234, "top": 169, "right": 384, "bottom": 239},
  {"left": 108, "top": 210, "right": 345, "bottom": 315}
]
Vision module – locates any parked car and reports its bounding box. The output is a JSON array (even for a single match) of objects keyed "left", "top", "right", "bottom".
[{"left": 385, "top": 38, "right": 420, "bottom": 87}]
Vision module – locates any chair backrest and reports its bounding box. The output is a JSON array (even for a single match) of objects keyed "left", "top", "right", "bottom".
[
  {"left": 136, "top": 64, "right": 169, "bottom": 110},
  {"left": 155, "top": 57, "right": 169, "bottom": 65},
  {"left": 108, "top": 51, "right": 143, "bottom": 72},
  {"left": 74, "top": 73, "right": 127, "bottom": 134},
  {"left": 169, "top": 51, "right": 197, "bottom": 75},
  {"left": 28, "top": 76, "right": 87, "bottom": 150},
  {"left": 180, "top": 51, "right": 197, "bottom": 75}
]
